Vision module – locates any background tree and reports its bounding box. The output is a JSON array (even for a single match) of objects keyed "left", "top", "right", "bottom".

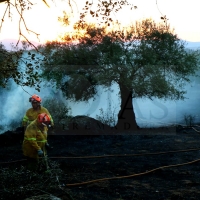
[
  {"left": 0, "top": 42, "right": 42, "bottom": 90},
  {"left": 41, "top": 19, "right": 200, "bottom": 130}
]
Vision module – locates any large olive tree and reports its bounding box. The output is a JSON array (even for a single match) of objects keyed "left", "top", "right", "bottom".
[{"left": 41, "top": 19, "right": 200, "bottom": 130}]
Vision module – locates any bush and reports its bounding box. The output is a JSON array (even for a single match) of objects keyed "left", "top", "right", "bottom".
[
  {"left": 183, "top": 114, "right": 196, "bottom": 126},
  {"left": 95, "top": 103, "right": 117, "bottom": 127},
  {"left": 43, "top": 98, "right": 73, "bottom": 130}
]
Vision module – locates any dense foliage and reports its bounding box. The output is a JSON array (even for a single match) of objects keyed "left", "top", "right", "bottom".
[
  {"left": 43, "top": 98, "right": 73, "bottom": 129},
  {"left": 0, "top": 43, "right": 42, "bottom": 91},
  {"left": 41, "top": 19, "right": 200, "bottom": 129}
]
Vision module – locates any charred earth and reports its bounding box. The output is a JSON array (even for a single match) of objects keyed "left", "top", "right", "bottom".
[{"left": 1, "top": 116, "right": 200, "bottom": 200}]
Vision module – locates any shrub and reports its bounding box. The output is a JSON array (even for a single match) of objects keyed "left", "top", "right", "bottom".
[
  {"left": 95, "top": 103, "right": 117, "bottom": 127},
  {"left": 43, "top": 98, "right": 73, "bottom": 129},
  {"left": 183, "top": 114, "right": 196, "bottom": 126}
]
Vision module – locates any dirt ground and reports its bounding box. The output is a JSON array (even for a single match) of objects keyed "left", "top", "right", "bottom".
[{"left": 1, "top": 125, "right": 200, "bottom": 200}]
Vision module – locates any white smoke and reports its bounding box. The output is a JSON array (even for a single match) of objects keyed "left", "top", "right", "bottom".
[
  {"left": 0, "top": 42, "right": 199, "bottom": 134},
  {"left": 0, "top": 71, "right": 199, "bottom": 134},
  {"left": 0, "top": 82, "right": 57, "bottom": 133}
]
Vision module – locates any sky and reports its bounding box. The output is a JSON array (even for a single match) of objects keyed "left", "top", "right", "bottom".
[{"left": 0, "top": 0, "right": 200, "bottom": 46}]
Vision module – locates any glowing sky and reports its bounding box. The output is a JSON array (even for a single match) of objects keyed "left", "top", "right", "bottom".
[{"left": 0, "top": 0, "right": 200, "bottom": 44}]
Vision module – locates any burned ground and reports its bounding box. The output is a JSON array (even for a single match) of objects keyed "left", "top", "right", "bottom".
[{"left": 1, "top": 121, "right": 200, "bottom": 200}]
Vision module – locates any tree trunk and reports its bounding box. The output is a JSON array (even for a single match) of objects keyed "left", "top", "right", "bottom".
[{"left": 116, "top": 83, "right": 138, "bottom": 131}]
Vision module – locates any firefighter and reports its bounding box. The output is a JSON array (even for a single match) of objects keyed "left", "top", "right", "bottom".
[
  {"left": 22, "top": 113, "right": 51, "bottom": 171},
  {"left": 22, "top": 94, "right": 54, "bottom": 128}
]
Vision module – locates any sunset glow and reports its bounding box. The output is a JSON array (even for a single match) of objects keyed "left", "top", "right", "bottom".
[{"left": 0, "top": 0, "right": 200, "bottom": 47}]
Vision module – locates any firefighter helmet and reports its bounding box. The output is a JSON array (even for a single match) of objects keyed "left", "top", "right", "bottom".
[
  {"left": 29, "top": 94, "right": 42, "bottom": 103},
  {"left": 37, "top": 113, "right": 51, "bottom": 126}
]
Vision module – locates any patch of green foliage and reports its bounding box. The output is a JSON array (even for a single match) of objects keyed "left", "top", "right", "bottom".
[
  {"left": 96, "top": 103, "right": 118, "bottom": 127},
  {"left": 43, "top": 98, "right": 73, "bottom": 130}
]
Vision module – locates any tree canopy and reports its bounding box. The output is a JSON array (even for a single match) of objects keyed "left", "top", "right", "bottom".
[
  {"left": 0, "top": 42, "right": 42, "bottom": 90},
  {"left": 41, "top": 19, "right": 200, "bottom": 130}
]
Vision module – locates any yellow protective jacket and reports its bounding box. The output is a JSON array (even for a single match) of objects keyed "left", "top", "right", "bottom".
[
  {"left": 22, "top": 106, "right": 54, "bottom": 127},
  {"left": 22, "top": 119, "right": 48, "bottom": 159}
]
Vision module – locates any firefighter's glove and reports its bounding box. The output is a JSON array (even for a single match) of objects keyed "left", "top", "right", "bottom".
[{"left": 37, "top": 149, "right": 44, "bottom": 156}]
